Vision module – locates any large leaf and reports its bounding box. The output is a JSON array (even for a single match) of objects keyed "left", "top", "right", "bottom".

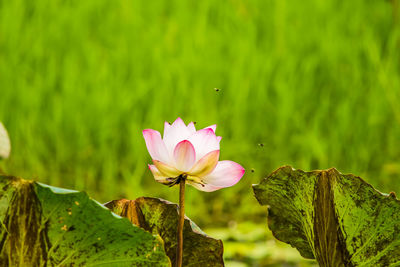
[
  {"left": 0, "top": 122, "right": 10, "bottom": 159},
  {"left": 0, "top": 176, "right": 170, "bottom": 266},
  {"left": 105, "top": 197, "right": 224, "bottom": 267},
  {"left": 252, "top": 166, "right": 400, "bottom": 266}
]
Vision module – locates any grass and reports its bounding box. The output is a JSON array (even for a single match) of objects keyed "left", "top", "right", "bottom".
[{"left": 1, "top": 0, "right": 400, "bottom": 246}]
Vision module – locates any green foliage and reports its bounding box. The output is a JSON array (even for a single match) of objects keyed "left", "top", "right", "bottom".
[
  {"left": 0, "top": 175, "right": 170, "bottom": 266},
  {"left": 253, "top": 166, "right": 400, "bottom": 266},
  {"left": 105, "top": 197, "right": 224, "bottom": 267},
  {"left": 0, "top": 0, "right": 399, "bottom": 226}
]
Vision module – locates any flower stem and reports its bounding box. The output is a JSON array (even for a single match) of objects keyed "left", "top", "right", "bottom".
[{"left": 176, "top": 175, "right": 185, "bottom": 267}]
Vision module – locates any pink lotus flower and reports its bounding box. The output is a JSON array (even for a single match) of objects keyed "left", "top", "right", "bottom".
[{"left": 143, "top": 118, "right": 245, "bottom": 192}]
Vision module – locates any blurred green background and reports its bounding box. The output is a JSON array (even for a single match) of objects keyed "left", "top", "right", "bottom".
[{"left": 1, "top": 0, "right": 399, "bottom": 265}]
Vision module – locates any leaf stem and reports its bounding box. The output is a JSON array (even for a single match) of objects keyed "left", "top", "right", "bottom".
[{"left": 176, "top": 175, "right": 186, "bottom": 267}]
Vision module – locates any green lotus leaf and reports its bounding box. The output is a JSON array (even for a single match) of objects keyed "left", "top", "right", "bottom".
[
  {"left": 0, "top": 176, "right": 170, "bottom": 266},
  {"left": 105, "top": 197, "right": 224, "bottom": 267},
  {"left": 253, "top": 166, "right": 400, "bottom": 266}
]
